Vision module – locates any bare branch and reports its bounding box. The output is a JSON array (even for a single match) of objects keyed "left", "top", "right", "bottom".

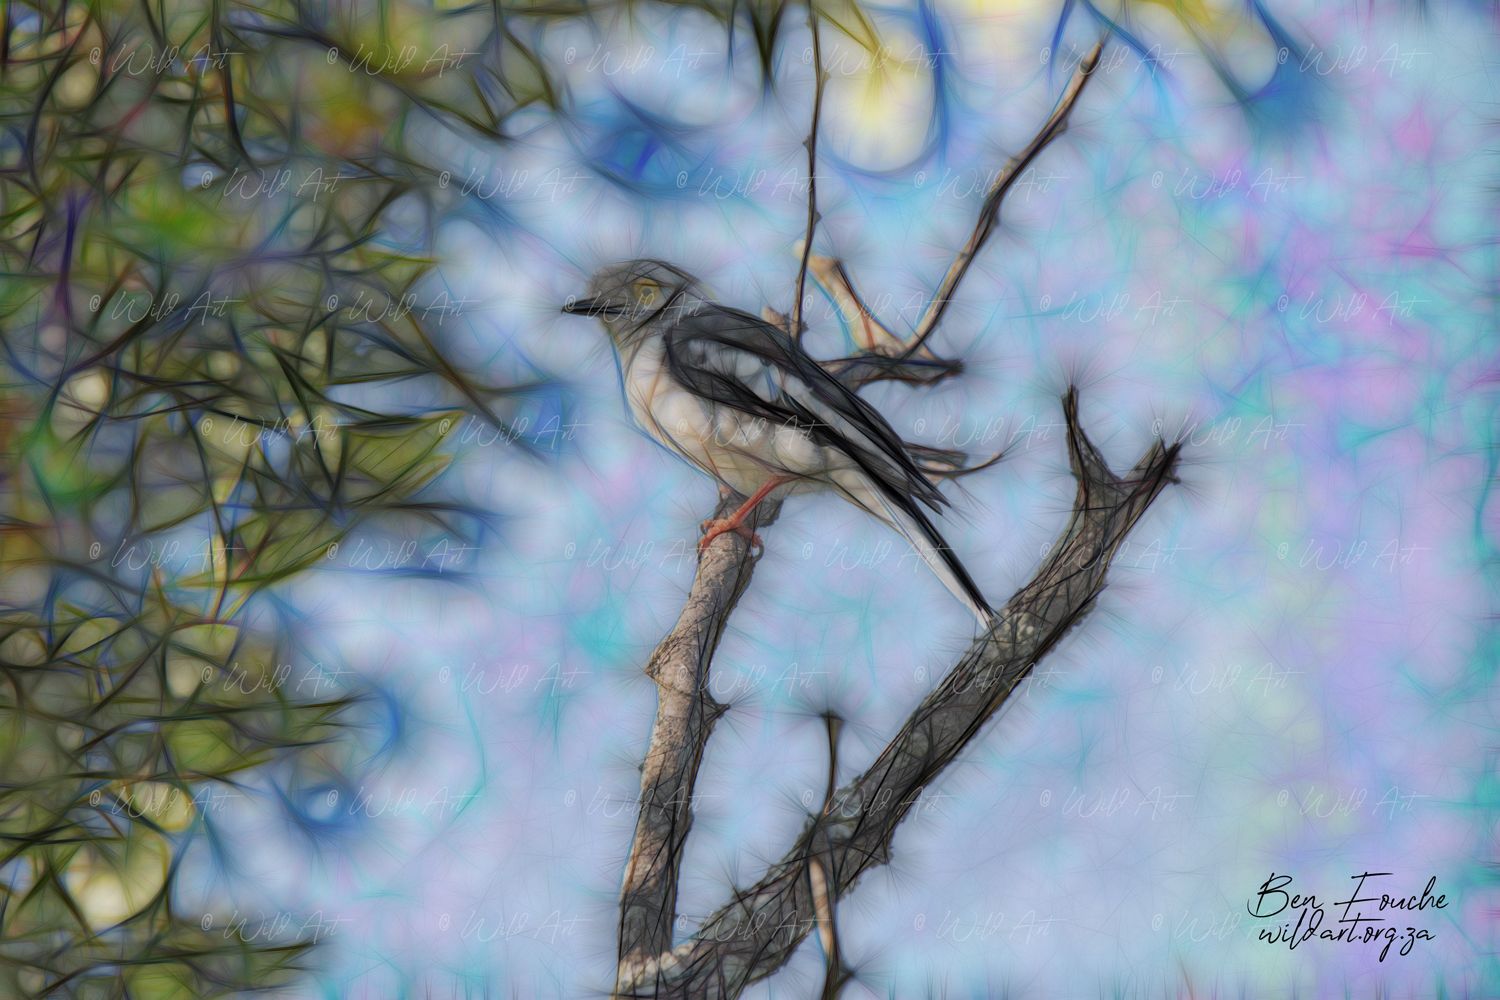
[
  {"left": 616, "top": 388, "right": 1180, "bottom": 998},
  {"left": 790, "top": 8, "right": 825, "bottom": 342},
  {"left": 800, "top": 252, "right": 936, "bottom": 360},
  {"left": 796, "top": 252, "right": 963, "bottom": 392},
  {"left": 812, "top": 713, "right": 846, "bottom": 1000},
  {"left": 614, "top": 493, "right": 782, "bottom": 992},
  {"left": 794, "top": 40, "right": 1104, "bottom": 386},
  {"left": 613, "top": 36, "right": 1120, "bottom": 1000},
  {"left": 905, "top": 39, "right": 1104, "bottom": 358}
]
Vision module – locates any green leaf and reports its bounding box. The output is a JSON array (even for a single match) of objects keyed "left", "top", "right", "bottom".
[{"left": 342, "top": 410, "right": 462, "bottom": 499}]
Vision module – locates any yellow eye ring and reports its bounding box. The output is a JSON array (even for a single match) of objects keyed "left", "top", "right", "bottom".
[{"left": 633, "top": 279, "right": 660, "bottom": 307}]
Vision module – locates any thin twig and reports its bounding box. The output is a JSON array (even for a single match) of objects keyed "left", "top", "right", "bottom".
[
  {"left": 789, "top": 5, "right": 824, "bottom": 342},
  {"left": 803, "top": 255, "right": 969, "bottom": 393},
  {"left": 904, "top": 39, "right": 1105, "bottom": 359},
  {"left": 813, "top": 712, "right": 846, "bottom": 1000},
  {"left": 803, "top": 262, "right": 1004, "bottom": 477},
  {"left": 804, "top": 253, "right": 935, "bottom": 360}
]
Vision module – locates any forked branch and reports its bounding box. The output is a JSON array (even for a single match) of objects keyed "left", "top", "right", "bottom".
[
  {"left": 613, "top": 31, "right": 1120, "bottom": 1000},
  {"left": 616, "top": 389, "right": 1180, "bottom": 997}
]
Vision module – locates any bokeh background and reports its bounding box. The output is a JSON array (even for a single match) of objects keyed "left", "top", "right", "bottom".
[
  {"left": 234, "top": 1, "right": 1497, "bottom": 996},
  {"left": 2, "top": 0, "right": 1495, "bottom": 997}
]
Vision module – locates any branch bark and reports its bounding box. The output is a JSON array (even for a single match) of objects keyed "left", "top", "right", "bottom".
[
  {"left": 616, "top": 388, "right": 1180, "bottom": 997},
  {"left": 615, "top": 492, "right": 782, "bottom": 988}
]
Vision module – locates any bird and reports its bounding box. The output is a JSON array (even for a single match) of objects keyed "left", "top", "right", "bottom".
[{"left": 563, "top": 259, "right": 994, "bottom": 627}]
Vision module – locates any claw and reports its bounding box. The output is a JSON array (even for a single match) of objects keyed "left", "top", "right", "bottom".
[
  {"left": 699, "top": 518, "right": 761, "bottom": 552},
  {"left": 696, "top": 476, "right": 791, "bottom": 555}
]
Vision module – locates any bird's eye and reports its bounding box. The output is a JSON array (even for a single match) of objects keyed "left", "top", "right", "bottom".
[{"left": 633, "top": 279, "right": 660, "bottom": 308}]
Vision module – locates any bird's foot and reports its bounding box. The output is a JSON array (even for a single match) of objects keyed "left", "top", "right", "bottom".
[{"left": 698, "top": 517, "right": 761, "bottom": 553}]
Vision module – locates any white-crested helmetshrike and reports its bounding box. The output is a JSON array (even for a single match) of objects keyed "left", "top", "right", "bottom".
[{"left": 564, "top": 259, "right": 993, "bottom": 626}]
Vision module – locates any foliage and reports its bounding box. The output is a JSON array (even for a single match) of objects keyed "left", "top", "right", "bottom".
[{"left": 0, "top": 1, "right": 534, "bottom": 995}]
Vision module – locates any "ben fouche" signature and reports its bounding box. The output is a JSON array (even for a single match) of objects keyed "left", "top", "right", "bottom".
[{"left": 1248, "top": 872, "right": 1448, "bottom": 961}]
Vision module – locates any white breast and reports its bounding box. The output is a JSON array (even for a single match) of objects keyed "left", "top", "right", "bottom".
[{"left": 619, "top": 339, "right": 799, "bottom": 496}]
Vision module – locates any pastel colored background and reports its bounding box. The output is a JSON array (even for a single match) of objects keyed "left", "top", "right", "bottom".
[{"left": 174, "top": 1, "right": 1498, "bottom": 996}]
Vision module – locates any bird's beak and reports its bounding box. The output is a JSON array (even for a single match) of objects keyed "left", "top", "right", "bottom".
[{"left": 561, "top": 296, "right": 618, "bottom": 317}]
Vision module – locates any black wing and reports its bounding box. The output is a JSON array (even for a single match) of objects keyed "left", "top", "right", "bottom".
[
  {"left": 662, "top": 304, "right": 946, "bottom": 511},
  {"left": 663, "top": 305, "right": 993, "bottom": 619}
]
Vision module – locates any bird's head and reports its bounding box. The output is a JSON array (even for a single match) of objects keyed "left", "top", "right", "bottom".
[{"left": 562, "top": 259, "right": 703, "bottom": 345}]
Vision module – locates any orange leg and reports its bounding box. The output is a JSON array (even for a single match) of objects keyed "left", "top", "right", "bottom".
[{"left": 699, "top": 476, "right": 793, "bottom": 552}]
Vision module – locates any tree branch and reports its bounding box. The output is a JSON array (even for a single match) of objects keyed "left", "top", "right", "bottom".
[
  {"left": 789, "top": 7, "right": 824, "bottom": 342},
  {"left": 613, "top": 34, "right": 1119, "bottom": 1000},
  {"left": 801, "top": 252, "right": 943, "bottom": 363},
  {"left": 806, "top": 253, "right": 964, "bottom": 390},
  {"left": 811, "top": 713, "right": 848, "bottom": 1000},
  {"left": 904, "top": 38, "right": 1104, "bottom": 358},
  {"left": 615, "top": 388, "right": 1180, "bottom": 997},
  {"left": 614, "top": 492, "right": 782, "bottom": 992}
]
